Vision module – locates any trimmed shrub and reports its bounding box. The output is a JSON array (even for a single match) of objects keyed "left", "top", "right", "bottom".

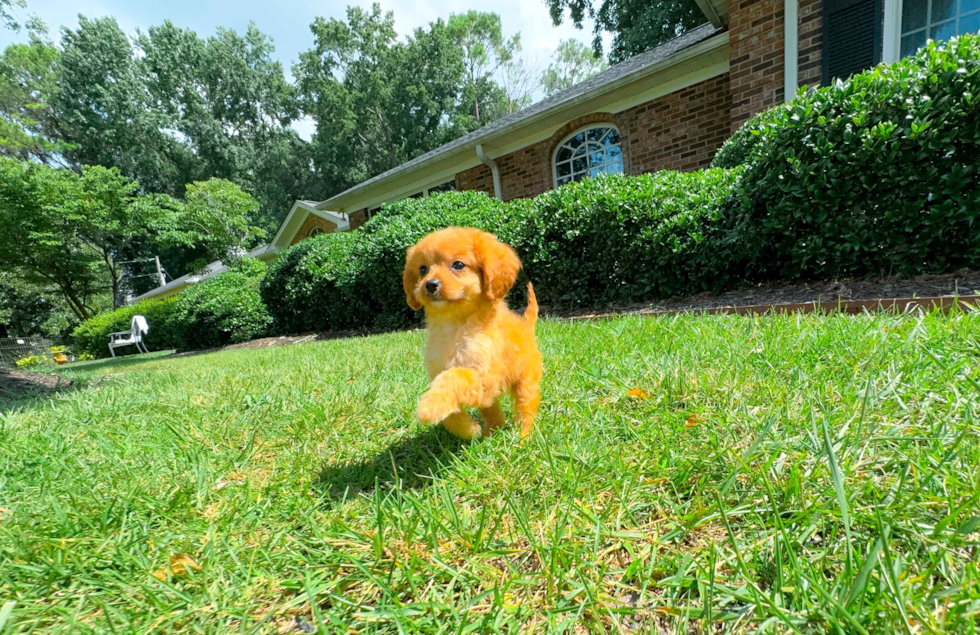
[
  {"left": 731, "top": 34, "right": 980, "bottom": 279},
  {"left": 260, "top": 231, "right": 368, "bottom": 335},
  {"left": 710, "top": 104, "right": 788, "bottom": 169},
  {"left": 171, "top": 258, "right": 272, "bottom": 350},
  {"left": 521, "top": 170, "right": 743, "bottom": 308},
  {"left": 72, "top": 298, "right": 180, "bottom": 359}
]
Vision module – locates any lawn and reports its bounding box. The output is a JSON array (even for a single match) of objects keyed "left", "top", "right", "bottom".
[{"left": 1, "top": 310, "right": 979, "bottom": 633}]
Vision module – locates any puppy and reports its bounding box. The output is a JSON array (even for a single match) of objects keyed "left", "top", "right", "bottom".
[{"left": 403, "top": 228, "right": 542, "bottom": 440}]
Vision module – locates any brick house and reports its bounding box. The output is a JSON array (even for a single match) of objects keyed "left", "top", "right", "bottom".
[
  {"left": 136, "top": 0, "right": 978, "bottom": 302},
  {"left": 315, "top": 0, "right": 977, "bottom": 226}
]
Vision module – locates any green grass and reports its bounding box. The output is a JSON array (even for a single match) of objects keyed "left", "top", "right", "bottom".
[{"left": 1, "top": 310, "right": 979, "bottom": 633}]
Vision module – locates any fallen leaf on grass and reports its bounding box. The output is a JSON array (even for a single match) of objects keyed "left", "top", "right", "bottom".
[
  {"left": 685, "top": 414, "right": 702, "bottom": 428},
  {"left": 627, "top": 388, "right": 648, "bottom": 400},
  {"left": 152, "top": 554, "right": 201, "bottom": 580}
]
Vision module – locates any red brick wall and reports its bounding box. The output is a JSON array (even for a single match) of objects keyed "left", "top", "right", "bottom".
[
  {"left": 798, "top": 0, "right": 823, "bottom": 89},
  {"left": 729, "top": 0, "right": 786, "bottom": 129},
  {"left": 456, "top": 164, "right": 495, "bottom": 198},
  {"left": 621, "top": 73, "right": 732, "bottom": 174}
]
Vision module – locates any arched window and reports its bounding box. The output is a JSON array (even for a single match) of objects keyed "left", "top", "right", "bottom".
[
  {"left": 308, "top": 226, "right": 323, "bottom": 238},
  {"left": 553, "top": 125, "right": 624, "bottom": 187}
]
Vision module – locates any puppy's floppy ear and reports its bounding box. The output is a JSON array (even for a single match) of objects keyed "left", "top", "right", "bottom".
[
  {"left": 477, "top": 232, "right": 521, "bottom": 301},
  {"left": 403, "top": 245, "right": 422, "bottom": 311}
]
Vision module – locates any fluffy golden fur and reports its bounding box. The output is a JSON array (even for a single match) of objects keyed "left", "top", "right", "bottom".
[{"left": 402, "top": 227, "right": 542, "bottom": 440}]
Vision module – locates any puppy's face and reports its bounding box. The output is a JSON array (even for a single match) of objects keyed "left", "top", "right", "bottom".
[{"left": 403, "top": 228, "right": 520, "bottom": 318}]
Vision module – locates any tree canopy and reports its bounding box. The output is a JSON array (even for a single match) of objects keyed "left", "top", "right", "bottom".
[
  {"left": 544, "top": 0, "right": 706, "bottom": 63},
  {"left": 541, "top": 39, "right": 608, "bottom": 96}
]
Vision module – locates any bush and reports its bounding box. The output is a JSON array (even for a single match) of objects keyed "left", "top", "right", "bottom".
[
  {"left": 72, "top": 298, "right": 180, "bottom": 359},
  {"left": 731, "top": 34, "right": 980, "bottom": 279},
  {"left": 710, "top": 104, "right": 788, "bottom": 169},
  {"left": 261, "top": 231, "right": 367, "bottom": 335},
  {"left": 172, "top": 258, "right": 272, "bottom": 350},
  {"left": 15, "top": 355, "right": 49, "bottom": 368},
  {"left": 521, "top": 170, "right": 743, "bottom": 308}
]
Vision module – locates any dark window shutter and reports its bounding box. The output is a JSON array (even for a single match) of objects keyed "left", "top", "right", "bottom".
[{"left": 822, "top": 0, "right": 883, "bottom": 83}]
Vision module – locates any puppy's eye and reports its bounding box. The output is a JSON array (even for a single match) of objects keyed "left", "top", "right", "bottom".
[
  {"left": 419, "top": 265, "right": 428, "bottom": 275},
  {"left": 451, "top": 261, "right": 465, "bottom": 271}
]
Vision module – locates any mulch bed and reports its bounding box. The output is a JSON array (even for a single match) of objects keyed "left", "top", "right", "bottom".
[
  {"left": 0, "top": 368, "right": 74, "bottom": 397},
  {"left": 163, "top": 270, "right": 980, "bottom": 358}
]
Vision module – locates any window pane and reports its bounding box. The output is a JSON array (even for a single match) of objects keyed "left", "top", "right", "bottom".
[
  {"left": 930, "top": 18, "right": 957, "bottom": 39},
  {"left": 566, "top": 133, "right": 585, "bottom": 150},
  {"left": 558, "top": 176, "right": 571, "bottom": 186},
  {"left": 964, "top": 0, "right": 980, "bottom": 14},
  {"left": 902, "top": 0, "right": 928, "bottom": 32},
  {"left": 961, "top": 10, "right": 980, "bottom": 32},
  {"left": 586, "top": 127, "right": 606, "bottom": 142},
  {"left": 605, "top": 161, "right": 624, "bottom": 175},
  {"left": 901, "top": 30, "right": 927, "bottom": 56},
  {"left": 606, "top": 146, "right": 622, "bottom": 163},
  {"left": 556, "top": 162, "right": 571, "bottom": 177},
  {"left": 604, "top": 129, "right": 621, "bottom": 146},
  {"left": 556, "top": 147, "right": 572, "bottom": 163},
  {"left": 572, "top": 157, "right": 588, "bottom": 174},
  {"left": 589, "top": 150, "right": 605, "bottom": 166},
  {"left": 931, "top": 0, "right": 956, "bottom": 22}
]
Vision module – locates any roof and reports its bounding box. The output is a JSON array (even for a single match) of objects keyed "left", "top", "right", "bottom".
[
  {"left": 319, "top": 23, "right": 725, "bottom": 210},
  {"left": 134, "top": 199, "right": 351, "bottom": 303},
  {"left": 133, "top": 243, "right": 274, "bottom": 302}
]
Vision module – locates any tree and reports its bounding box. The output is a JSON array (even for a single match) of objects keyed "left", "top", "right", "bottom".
[
  {"left": 541, "top": 39, "right": 607, "bottom": 96},
  {"left": 295, "top": 4, "right": 465, "bottom": 195},
  {"left": 136, "top": 20, "right": 311, "bottom": 234},
  {"left": 171, "top": 179, "right": 265, "bottom": 269},
  {"left": 0, "top": 157, "right": 106, "bottom": 320},
  {"left": 0, "top": 0, "right": 25, "bottom": 32},
  {"left": 448, "top": 11, "right": 520, "bottom": 128},
  {"left": 500, "top": 55, "right": 540, "bottom": 114},
  {"left": 0, "top": 21, "right": 74, "bottom": 165},
  {"left": 544, "top": 0, "right": 706, "bottom": 63},
  {"left": 0, "top": 271, "right": 84, "bottom": 339}
]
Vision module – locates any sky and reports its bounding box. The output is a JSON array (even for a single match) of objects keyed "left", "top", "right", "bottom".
[{"left": 0, "top": 0, "right": 611, "bottom": 141}]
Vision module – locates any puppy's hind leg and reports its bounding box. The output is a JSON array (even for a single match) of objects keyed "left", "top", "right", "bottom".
[
  {"left": 480, "top": 400, "right": 506, "bottom": 435},
  {"left": 442, "top": 411, "right": 483, "bottom": 440},
  {"left": 512, "top": 380, "right": 541, "bottom": 440}
]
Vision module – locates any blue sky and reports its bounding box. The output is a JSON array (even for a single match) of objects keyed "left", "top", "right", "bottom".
[{"left": 0, "top": 0, "right": 608, "bottom": 140}]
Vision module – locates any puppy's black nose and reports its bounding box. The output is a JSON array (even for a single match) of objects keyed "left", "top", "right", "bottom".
[{"left": 425, "top": 279, "right": 440, "bottom": 294}]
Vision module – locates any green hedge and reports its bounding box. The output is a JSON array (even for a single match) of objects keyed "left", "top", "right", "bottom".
[
  {"left": 520, "top": 170, "right": 742, "bottom": 307},
  {"left": 72, "top": 298, "right": 180, "bottom": 359},
  {"left": 260, "top": 231, "right": 368, "bottom": 334},
  {"left": 730, "top": 34, "right": 980, "bottom": 279},
  {"left": 710, "top": 104, "right": 788, "bottom": 169},
  {"left": 172, "top": 258, "right": 272, "bottom": 350}
]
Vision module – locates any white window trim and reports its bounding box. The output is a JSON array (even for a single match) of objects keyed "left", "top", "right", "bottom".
[
  {"left": 883, "top": 0, "right": 904, "bottom": 63},
  {"left": 551, "top": 123, "right": 625, "bottom": 189},
  {"left": 308, "top": 226, "right": 323, "bottom": 238}
]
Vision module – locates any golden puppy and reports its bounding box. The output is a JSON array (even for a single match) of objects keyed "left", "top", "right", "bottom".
[{"left": 403, "top": 227, "right": 542, "bottom": 440}]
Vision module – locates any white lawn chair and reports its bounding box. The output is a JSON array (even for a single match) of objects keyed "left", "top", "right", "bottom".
[{"left": 108, "top": 315, "right": 150, "bottom": 358}]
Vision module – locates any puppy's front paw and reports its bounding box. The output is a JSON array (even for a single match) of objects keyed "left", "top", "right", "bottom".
[{"left": 417, "top": 390, "right": 456, "bottom": 424}]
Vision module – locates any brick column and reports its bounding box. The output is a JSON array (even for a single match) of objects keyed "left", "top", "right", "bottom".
[{"left": 729, "top": 0, "right": 786, "bottom": 130}]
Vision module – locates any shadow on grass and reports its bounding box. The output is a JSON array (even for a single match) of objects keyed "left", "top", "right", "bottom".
[
  {"left": 0, "top": 369, "right": 76, "bottom": 414},
  {"left": 316, "top": 425, "right": 467, "bottom": 503}
]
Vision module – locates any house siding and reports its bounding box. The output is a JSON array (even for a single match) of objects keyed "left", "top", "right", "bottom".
[{"left": 455, "top": 73, "right": 732, "bottom": 202}]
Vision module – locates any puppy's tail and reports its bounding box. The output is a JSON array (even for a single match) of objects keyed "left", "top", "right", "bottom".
[{"left": 523, "top": 282, "right": 538, "bottom": 324}]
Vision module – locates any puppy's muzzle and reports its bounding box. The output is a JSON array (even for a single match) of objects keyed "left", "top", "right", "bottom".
[{"left": 425, "top": 279, "right": 441, "bottom": 296}]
